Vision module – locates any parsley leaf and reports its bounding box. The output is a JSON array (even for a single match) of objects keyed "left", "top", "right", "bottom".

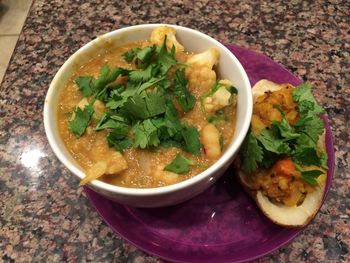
[
  {"left": 145, "top": 92, "right": 167, "bottom": 117},
  {"left": 106, "top": 83, "right": 139, "bottom": 110},
  {"left": 95, "top": 87, "right": 110, "bottom": 103},
  {"left": 293, "top": 83, "right": 325, "bottom": 144},
  {"left": 75, "top": 76, "right": 95, "bottom": 97},
  {"left": 295, "top": 133, "right": 317, "bottom": 148},
  {"left": 122, "top": 94, "right": 149, "bottom": 120},
  {"left": 257, "top": 129, "right": 291, "bottom": 154},
  {"left": 105, "top": 88, "right": 124, "bottom": 109},
  {"left": 129, "top": 64, "right": 153, "bottom": 83},
  {"left": 241, "top": 132, "right": 263, "bottom": 174},
  {"left": 158, "top": 36, "right": 178, "bottom": 74},
  {"left": 132, "top": 119, "right": 160, "bottom": 149},
  {"left": 94, "top": 64, "right": 125, "bottom": 92},
  {"left": 295, "top": 112, "right": 324, "bottom": 143},
  {"left": 271, "top": 115, "right": 300, "bottom": 140},
  {"left": 160, "top": 101, "right": 184, "bottom": 139},
  {"left": 137, "top": 77, "right": 165, "bottom": 94},
  {"left": 136, "top": 46, "right": 156, "bottom": 68},
  {"left": 156, "top": 78, "right": 172, "bottom": 90},
  {"left": 69, "top": 104, "right": 94, "bottom": 138},
  {"left": 164, "top": 153, "right": 194, "bottom": 174},
  {"left": 129, "top": 64, "right": 161, "bottom": 83},
  {"left": 94, "top": 118, "right": 129, "bottom": 132},
  {"left": 106, "top": 130, "right": 132, "bottom": 152},
  {"left": 122, "top": 92, "right": 166, "bottom": 120},
  {"left": 174, "top": 69, "right": 195, "bottom": 112},
  {"left": 293, "top": 83, "right": 324, "bottom": 115},
  {"left": 293, "top": 147, "right": 321, "bottom": 166},
  {"left": 181, "top": 126, "right": 201, "bottom": 155},
  {"left": 123, "top": 48, "right": 139, "bottom": 63},
  {"left": 300, "top": 169, "right": 324, "bottom": 186},
  {"left": 161, "top": 140, "right": 182, "bottom": 148}
]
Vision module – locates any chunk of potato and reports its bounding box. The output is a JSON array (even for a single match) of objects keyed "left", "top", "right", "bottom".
[
  {"left": 201, "top": 124, "right": 221, "bottom": 158},
  {"left": 80, "top": 162, "right": 107, "bottom": 185},
  {"left": 253, "top": 86, "right": 299, "bottom": 130}
]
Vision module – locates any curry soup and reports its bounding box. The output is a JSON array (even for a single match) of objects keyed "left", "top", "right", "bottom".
[{"left": 57, "top": 27, "right": 237, "bottom": 188}]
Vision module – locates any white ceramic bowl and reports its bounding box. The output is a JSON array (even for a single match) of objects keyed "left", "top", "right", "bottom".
[{"left": 44, "top": 24, "right": 252, "bottom": 207}]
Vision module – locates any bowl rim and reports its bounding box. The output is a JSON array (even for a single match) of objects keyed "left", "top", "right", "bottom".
[{"left": 44, "top": 23, "right": 252, "bottom": 196}]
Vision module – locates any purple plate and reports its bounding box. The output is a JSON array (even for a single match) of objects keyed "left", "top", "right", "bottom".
[{"left": 84, "top": 45, "right": 335, "bottom": 263}]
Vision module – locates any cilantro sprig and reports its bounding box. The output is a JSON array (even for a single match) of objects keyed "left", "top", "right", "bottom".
[
  {"left": 174, "top": 69, "right": 195, "bottom": 112},
  {"left": 68, "top": 36, "right": 201, "bottom": 162},
  {"left": 164, "top": 153, "right": 208, "bottom": 174},
  {"left": 301, "top": 170, "right": 324, "bottom": 186},
  {"left": 164, "top": 153, "right": 195, "bottom": 174},
  {"left": 69, "top": 103, "right": 95, "bottom": 138},
  {"left": 241, "top": 83, "right": 328, "bottom": 185},
  {"left": 241, "top": 132, "right": 263, "bottom": 174},
  {"left": 294, "top": 163, "right": 324, "bottom": 186}
]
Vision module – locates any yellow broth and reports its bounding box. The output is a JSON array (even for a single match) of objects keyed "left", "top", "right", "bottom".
[{"left": 57, "top": 40, "right": 236, "bottom": 188}]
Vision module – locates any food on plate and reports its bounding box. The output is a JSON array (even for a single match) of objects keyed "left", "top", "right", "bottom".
[
  {"left": 236, "top": 79, "right": 328, "bottom": 227},
  {"left": 57, "top": 26, "right": 238, "bottom": 188}
]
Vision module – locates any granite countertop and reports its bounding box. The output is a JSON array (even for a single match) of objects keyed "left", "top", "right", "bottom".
[{"left": 1, "top": 0, "right": 349, "bottom": 262}]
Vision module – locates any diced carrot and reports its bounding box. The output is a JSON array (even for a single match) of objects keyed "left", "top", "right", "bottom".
[{"left": 272, "top": 158, "right": 299, "bottom": 177}]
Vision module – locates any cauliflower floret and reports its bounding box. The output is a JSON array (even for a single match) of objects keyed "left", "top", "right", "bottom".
[
  {"left": 204, "top": 87, "right": 231, "bottom": 112},
  {"left": 185, "top": 48, "right": 220, "bottom": 94},
  {"left": 187, "top": 48, "right": 220, "bottom": 68},
  {"left": 203, "top": 79, "right": 234, "bottom": 113},
  {"left": 150, "top": 26, "right": 184, "bottom": 52}
]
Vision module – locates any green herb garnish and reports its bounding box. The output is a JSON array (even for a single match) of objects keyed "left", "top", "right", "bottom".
[
  {"left": 75, "top": 76, "right": 95, "bottom": 97},
  {"left": 69, "top": 36, "right": 201, "bottom": 163},
  {"left": 294, "top": 163, "right": 324, "bottom": 186},
  {"left": 301, "top": 170, "right": 323, "bottom": 186},
  {"left": 68, "top": 103, "right": 95, "bottom": 138},
  {"left": 241, "top": 83, "right": 328, "bottom": 185},
  {"left": 181, "top": 126, "right": 202, "bottom": 155},
  {"left": 164, "top": 153, "right": 195, "bottom": 174},
  {"left": 174, "top": 68, "right": 195, "bottom": 112},
  {"left": 241, "top": 132, "right": 263, "bottom": 175}
]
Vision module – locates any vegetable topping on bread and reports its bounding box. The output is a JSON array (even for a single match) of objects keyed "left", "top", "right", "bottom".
[{"left": 236, "top": 79, "right": 328, "bottom": 227}]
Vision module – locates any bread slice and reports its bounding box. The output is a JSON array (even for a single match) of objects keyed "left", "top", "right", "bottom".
[{"left": 237, "top": 80, "right": 327, "bottom": 227}]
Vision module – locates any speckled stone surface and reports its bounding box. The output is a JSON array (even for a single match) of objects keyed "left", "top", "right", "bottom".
[{"left": 0, "top": 0, "right": 349, "bottom": 262}]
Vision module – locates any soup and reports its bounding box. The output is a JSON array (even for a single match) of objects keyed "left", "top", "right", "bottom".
[{"left": 57, "top": 26, "right": 237, "bottom": 188}]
